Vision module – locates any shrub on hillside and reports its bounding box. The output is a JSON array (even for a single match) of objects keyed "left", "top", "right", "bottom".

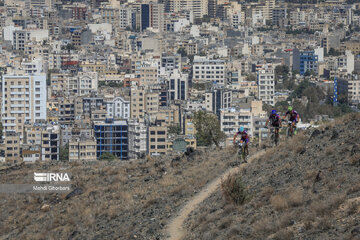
[{"left": 221, "top": 172, "right": 250, "bottom": 205}]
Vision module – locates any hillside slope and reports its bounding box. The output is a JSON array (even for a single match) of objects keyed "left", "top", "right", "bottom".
[
  {"left": 184, "top": 113, "right": 360, "bottom": 240},
  {"left": 0, "top": 148, "right": 241, "bottom": 240}
]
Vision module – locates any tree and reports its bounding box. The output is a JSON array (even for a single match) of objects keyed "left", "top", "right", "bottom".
[
  {"left": 177, "top": 47, "right": 187, "bottom": 57},
  {"left": 328, "top": 48, "right": 341, "bottom": 56},
  {"left": 192, "top": 111, "right": 226, "bottom": 147},
  {"left": 246, "top": 74, "right": 256, "bottom": 82},
  {"left": 99, "top": 152, "right": 117, "bottom": 161},
  {"left": 60, "top": 144, "right": 69, "bottom": 161},
  {"left": 168, "top": 124, "right": 182, "bottom": 135}
]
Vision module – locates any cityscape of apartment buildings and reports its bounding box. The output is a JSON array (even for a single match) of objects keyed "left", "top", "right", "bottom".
[{"left": 0, "top": 0, "right": 359, "bottom": 163}]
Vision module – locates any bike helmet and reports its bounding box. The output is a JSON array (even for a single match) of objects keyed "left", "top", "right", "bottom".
[
  {"left": 239, "top": 126, "right": 244, "bottom": 132},
  {"left": 288, "top": 106, "right": 293, "bottom": 111},
  {"left": 271, "top": 110, "right": 277, "bottom": 115}
]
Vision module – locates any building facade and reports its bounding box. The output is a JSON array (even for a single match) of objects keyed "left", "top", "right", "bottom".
[
  {"left": 94, "top": 119, "right": 128, "bottom": 160},
  {"left": 2, "top": 75, "right": 47, "bottom": 140}
]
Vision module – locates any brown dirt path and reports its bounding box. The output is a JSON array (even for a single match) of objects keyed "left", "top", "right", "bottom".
[{"left": 166, "top": 150, "right": 266, "bottom": 240}]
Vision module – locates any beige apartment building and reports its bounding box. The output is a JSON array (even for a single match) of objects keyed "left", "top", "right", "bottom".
[
  {"left": 1, "top": 75, "right": 47, "bottom": 141},
  {"left": 80, "top": 61, "right": 106, "bottom": 75},
  {"left": 23, "top": 123, "right": 60, "bottom": 161},
  {"left": 184, "top": 117, "right": 197, "bottom": 136},
  {"left": 345, "top": 41, "right": 360, "bottom": 55},
  {"left": 50, "top": 72, "right": 71, "bottom": 94},
  {"left": 169, "top": 0, "right": 208, "bottom": 19},
  {"left": 3, "top": 131, "right": 21, "bottom": 163},
  {"left": 69, "top": 137, "right": 97, "bottom": 161},
  {"left": 139, "top": 64, "right": 158, "bottom": 86},
  {"left": 130, "top": 85, "right": 160, "bottom": 121},
  {"left": 148, "top": 125, "right": 168, "bottom": 156},
  {"left": 348, "top": 78, "right": 360, "bottom": 105},
  {"left": 154, "top": 107, "right": 180, "bottom": 127}
]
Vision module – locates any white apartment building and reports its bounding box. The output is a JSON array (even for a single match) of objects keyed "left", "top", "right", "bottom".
[
  {"left": 2, "top": 74, "right": 47, "bottom": 140},
  {"left": 168, "top": 69, "right": 188, "bottom": 101},
  {"left": 128, "top": 119, "right": 147, "bottom": 159},
  {"left": 230, "top": 12, "right": 243, "bottom": 29},
  {"left": 337, "top": 50, "right": 355, "bottom": 74},
  {"left": 119, "top": 7, "right": 133, "bottom": 29},
  {"left": 106, "top": 96, "right": 130, "bottom": 119},
  {"left": 21, "top": 58, "right": 43, "bottom": 74},
  {"left": 220, "top": 108, "right": 254, "bottom": 136},
  {"left": 193, "top": 56, "right": 226, "bottom": 85},
  {"left": 257, "top": 65, "right": 275, "bottom": 106},
  {"left": 78, "top": 72, "right": 98, "bottom": 95}
]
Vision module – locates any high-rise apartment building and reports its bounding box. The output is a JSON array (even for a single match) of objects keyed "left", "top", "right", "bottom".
[
  {"left": 2, "top": 75, "right": 47, "bottom": 140},
  {"left": 169, "top": 0, "right": 208, "bottom": 19},
  {"left": 257, "top": 65, "right": 275, "bottom": 106},
  {"left": 168, "top": 69, "right": 188, "bottom": 101},
  {"left": 141, "top": 3, "right": 165, "bottom": 32}
]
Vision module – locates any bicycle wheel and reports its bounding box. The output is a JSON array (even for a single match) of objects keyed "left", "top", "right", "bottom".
[
  {"left": 242, "top": 146, "right": 247, "bottom": 163},
  {"left": 236, "top": 150, "right": 241, "bottom": 165},
  {"left": 287, "top": 127, "right": 291, "bottom": 138}
]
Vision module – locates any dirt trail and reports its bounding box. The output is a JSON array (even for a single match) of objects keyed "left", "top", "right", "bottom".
[{"left": 166, "top": 150, "right": 265, "bottom": 240}]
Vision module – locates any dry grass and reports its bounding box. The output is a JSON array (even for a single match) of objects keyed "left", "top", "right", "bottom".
[
  {"left": 287, "top": 188, "right": 304, "bottom": 207},
  {"left": 217, "top": 217, "right": 233, "bottom": 230},
  {"left": 305, "top": 169, "right": 318, "bottom": 181},
  {"left": 347, "top": 200, "right": 360, "bottom": 216},
  {"left": 221, "top": 172, "right": 251, "bottom": 205},
  {"left": 334, "top": 113, "right": 360, "bottom": 125},
  {"left": 316, "top": 217, "right": 332, "bottom": 230},
  {"left": 347, "top": 183, "right": 360, "bottom": 195},
  {"left": 310, "top": 200, "right": 330, "bottom": 216},
  {"left": 252, "top": 217, "right": 276, "bottom": 235},
  {"left": 261, "top": 186, "right": 274, "bottom": 201},
  {"left": 294, "top": 145, "right": 306, "bottom": 154},
  {"left": 325, "top": 146, "right": 335, "bottom": 155},
  {"left": 270, "top": 195, "right": 288, "bottom": 211},
  {"left": 273, "top": 229, "right": 294, "bottom": 240},
  {"left": 350, "top": 154, "right": 360, "bottom": 166},
  {"left": 276, "top": 213, "right": 292, "bottom": 229},
  {"left": 228, "top": 226, "right": 241, "bottom": 236},
  {"left": 310, "top": 195, "right": 346, "bottom": 217}
]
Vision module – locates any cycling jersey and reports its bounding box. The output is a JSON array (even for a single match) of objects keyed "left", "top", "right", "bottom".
[
  {"left": 234, "top": 130, "right": 249, "bottom": 143},
  {"left": 269, "top": 114, "right": 281, "bottom": 127},
  {"left": 285, "top": 110, "right": 299, "bottom": 122}
]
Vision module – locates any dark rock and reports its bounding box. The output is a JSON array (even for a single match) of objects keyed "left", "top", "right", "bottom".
[
  {"left": 330, "top": 129, "right": 339, "bottom": 140},
  {"left": 68, "top": 231, "right": 79, "bottom": 240},
  {"left": 309, "top": 129, "right": 321, "bottom": 141},
  {"left": 65, "top": 188, "right": 83, "bottom": 200},
  {"left": 170, "top": 156, "right": 182, "bottom": 167},
  {"left": 351, "top": 228, "right": 360, "bottom": 236}
]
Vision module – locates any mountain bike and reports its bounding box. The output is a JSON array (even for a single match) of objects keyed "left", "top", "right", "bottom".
[
  {"left": 286, "top": 121, "right": 296, "bottom": 138},
  {"left": 269, "top": 126, "right": 281, "bottom": 146},
  {"left": 235, "top": 140, "right": 248, "bottom": 165}
]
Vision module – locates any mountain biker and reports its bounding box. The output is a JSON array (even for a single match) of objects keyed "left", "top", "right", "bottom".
[
  {"left": 283, "top": 106, "right": 300, "bottom": 134},
  {"left": 233, "top": 126, "right": 249, "bottom": 156},
  {"left": 265, "top": 109, "right": 282, "bottom": 136}
]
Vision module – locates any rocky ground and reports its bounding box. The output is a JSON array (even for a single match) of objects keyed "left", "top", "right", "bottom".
[
  {"left": 184, "top": 113, "right": 360, "bottom": 240},
  {"left": 0, "top": 146, "right": 246, "bottom": 240}
]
